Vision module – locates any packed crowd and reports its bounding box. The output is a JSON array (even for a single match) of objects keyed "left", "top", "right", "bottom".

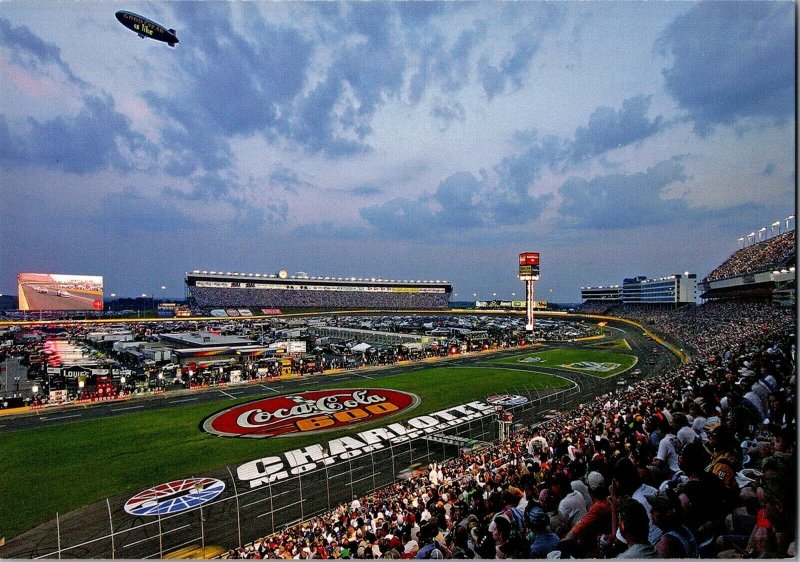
[
  {"left": 224, "top": 299, "right": 796, "bottom": 559},
  {"left": 705, "top": 230, "right": 795, "bottom": 282},
  {"left": 191, "top": 287, "right": 451, "bottom": 310}
]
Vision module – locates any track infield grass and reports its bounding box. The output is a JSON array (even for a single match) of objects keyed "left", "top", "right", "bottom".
[
  {"left": 494, "top": 348, "right": 637, "bottom": 377},
  {"left": 0, "top": 366, "right": 568, "bottom": 539}
]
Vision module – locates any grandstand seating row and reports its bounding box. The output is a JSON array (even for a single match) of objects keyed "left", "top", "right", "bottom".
[
  {"left": 704, "top": 231, "right": 795, "bottom": 283},
  {"left": 190, "top": 286, "right": 451, "bottom": 310}
]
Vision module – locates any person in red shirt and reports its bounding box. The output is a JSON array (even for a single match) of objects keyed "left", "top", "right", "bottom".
[{"left": 563, "top": 471, "right": 612, "bottom": 558}]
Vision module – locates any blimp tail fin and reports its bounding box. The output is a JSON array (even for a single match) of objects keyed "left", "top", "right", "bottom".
[{"left": 168, "top": 29, "right": 178, "bottom": 47}]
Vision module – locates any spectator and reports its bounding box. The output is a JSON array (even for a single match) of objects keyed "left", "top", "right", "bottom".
[
  {"left": 615, "top": 498, "right": 659, "bottom": 559},
  {"left": 526, "top": 507, "right": 560, "bottom": 559},
  {"left": 646, "top": 490, "right": 699, "bottom": 558}
]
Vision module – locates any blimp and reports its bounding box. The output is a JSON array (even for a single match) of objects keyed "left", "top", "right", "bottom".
[{"left": 115, "top": 10, "right": 179, "bottom": 47}]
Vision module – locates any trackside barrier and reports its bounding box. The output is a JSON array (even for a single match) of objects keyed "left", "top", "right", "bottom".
[{"left": 3, "top": 381, "right": 596, "bottom": 561}]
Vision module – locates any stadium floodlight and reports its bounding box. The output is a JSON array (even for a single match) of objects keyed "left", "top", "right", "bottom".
[{"left": 32, "top": 384, "right": 39, "bottom": 394}]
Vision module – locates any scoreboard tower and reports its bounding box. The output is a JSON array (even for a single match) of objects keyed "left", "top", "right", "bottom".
[{"left": 518, "top": 252, "right": 540, "bottom": 331}]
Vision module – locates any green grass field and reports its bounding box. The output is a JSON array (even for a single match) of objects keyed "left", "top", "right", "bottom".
[
  {"left": 0, "top": 366, "right": 569, "bottom": 539},
  {"left": 495, "top": 348, "right": 637, "bottom": 377},
  {"left": 589, "top": 338, "right": 632, "bottom": 351}
]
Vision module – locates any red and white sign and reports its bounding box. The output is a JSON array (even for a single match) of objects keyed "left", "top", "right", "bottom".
[
  {"left": 202, "top": 389, "right": 420, "bottom": 438},
  {"left": 519, "top": 252, "right": 540, "bottom": 266}
]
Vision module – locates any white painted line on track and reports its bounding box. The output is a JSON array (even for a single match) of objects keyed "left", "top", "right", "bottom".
[
  {"left": 40, "top": 414, "right": 82, "bottom": 422},
  {"left": 169, "top": 397, "right": 199, "bottom": 404},
  {"left": 111, "top": 405, "right": 144, "bottom": 412},
  {"left": 352, "top": 473, "right": 380, "bottom": 485},
  {"left": 260, "top": 385, "right": 279, "bottom": 393},
  {"left": 356, "top": 374, "right": 374, "bottom": 379},
  {"left": 218, "top": 389, "right": 237, "bottom": 399},
  {"left": 122, "top": 524, "right": 191, "bottom": 549},
  {"left": 257, "top": 501, "right": 303, "bottom": 518},
  {"left": 242, "top": 488, "right": 295, "bottom": 508}
]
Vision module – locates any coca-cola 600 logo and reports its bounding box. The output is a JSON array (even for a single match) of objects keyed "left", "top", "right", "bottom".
[{"left": 201, "top": 389, "right": 420, "bottom": 438}]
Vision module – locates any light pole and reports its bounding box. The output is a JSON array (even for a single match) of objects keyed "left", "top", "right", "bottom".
[
  {"left": 758, "top": 227, "right": 767, "bottom": 242},
  {"left": 787, "top": 215, "right": 795, "bottom": 231},
  {"left": 771, "top": 221, "right": 781, "bottom": 237}
]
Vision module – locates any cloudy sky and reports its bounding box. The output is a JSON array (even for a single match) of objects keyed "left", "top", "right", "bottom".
[{"left": 0, "top": 1, "right": 795, "bottom": 302}]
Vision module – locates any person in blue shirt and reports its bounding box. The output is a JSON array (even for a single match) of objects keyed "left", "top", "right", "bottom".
[{"left": 526, "top": 506, "right": 560, "bottom": 558}]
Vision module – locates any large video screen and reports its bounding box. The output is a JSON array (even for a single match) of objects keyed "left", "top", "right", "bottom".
[{"left": 18, "top": 273, "right": 104, "bottom": 311}]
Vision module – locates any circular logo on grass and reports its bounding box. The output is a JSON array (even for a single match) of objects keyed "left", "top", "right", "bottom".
[
  {"left": 124, "top": 477, "right": 225, "bottom": 516},
  {"left": 487, "top": 394, "right": 529, "bottom": 407},
  {"left": 201, "top": 389, "right": 420, "bottom": 438}
]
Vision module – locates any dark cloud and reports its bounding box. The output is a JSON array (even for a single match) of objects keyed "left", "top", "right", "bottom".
[
  {"left": 433, "top": 172, "right": 485, "bottom": 228},
  {"left": 264, "top": 201, "right": 289, "bottom": 225},
  {"left": 494, "top": 135, "right": 564, "bottom": 196},
  {"left": 89, "top": 189, "right": 197, "bottom": 233},
  {"left": 268, "top": 165, "right": 311, "bottom": 194},
  {"left": 407, "top": 21, "right": 487, "bottom": 104},
  {"left": 359, "top": 166, "right": 553, "bottom": 240},
  {"left": 162, "top": 172, "right": 234, "bottom": 201},
  {"left": 0, "top": 94, "right": 155, "bottom": 174},
  {"left": 430, "top": 101, "right": 466, "bottom": 130},
  {"left": 558, "top": 159, "right": 700, "bottom": 230},
  {"left": 145, "top": 3, "right": 314, "bottom": 169},
  {"left": 287, "top": 25, "right": 407, "bottom": 156},
  {"left": 291, "top": 220, "right": 371, "bottom": 240},
  {"left": 349, "top": 184, "right": 383, "bottom": 197},
  {"left": 360, "top": 197, "right": 437, "bottom": 240},
  {"left": 657, "top": 1, "right": 794, "bottom": 136},
  {"left": 0, "top": 17, "right": 85, "bottom": 85},
  {"left": 569, "top": 95, "right": 664, "bottom": 163},
  {"left": 478, "top": 7, "right": 565, "bottom": 100}
]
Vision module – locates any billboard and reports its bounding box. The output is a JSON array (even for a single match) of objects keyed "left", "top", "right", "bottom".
[
  {"left": 18, "top": 273, "right": 104, "bottom": 311},
  {"left": 519, "top": 252, "right": 540, "bottom": 280}
]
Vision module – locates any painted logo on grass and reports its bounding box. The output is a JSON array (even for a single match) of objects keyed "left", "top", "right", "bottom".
[
  {"left": 562, "top": 361, "right": 620, "bottom": 373},
  {"left": 517, "top": 356, "right": 545, "bottom": 363},
  {"left": 124, "top": 477, "right": 225, "bottom": 516},
  {"left": 487, "top": 394, "right": 529, "bottom": 407},
  {"left": 202, "top": 389, "right": 420, "bottom": 438}
]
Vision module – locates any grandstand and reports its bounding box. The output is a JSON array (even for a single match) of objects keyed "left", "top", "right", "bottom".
[
  {"left": 699, "top": 230, "right": 795, "bottom": 304},
  {"left": 185, "top": 270, "right": 453, "bottom": 311}
]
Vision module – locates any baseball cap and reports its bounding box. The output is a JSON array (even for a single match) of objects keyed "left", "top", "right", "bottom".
[
  {"left": 586, "top": 471, "right": 605, "bottom": 491},
  {"left": 677, "top": 426, "right": 697, "bottom": 446},
  {"left": 527, "top": 506, "right": 549, "bottom": 528},
  {"left": 645, "top": 489, "right": 679, "bottom": 512}
]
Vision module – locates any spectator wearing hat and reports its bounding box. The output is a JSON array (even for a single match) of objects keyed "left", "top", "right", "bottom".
[
  {"left": 646, "top": 489, "right": 698, "bottom": 558},
  {"left": 526, "top": 506, "right": 560, "bottom": 559},
  {"left": 556, "top": 472, "right": 587, "bottom": 531},
  {"left": 615, "top": 498, "right": 659, "bottom": 559},
  {"left": 563, "top": 471, "right": 611, "bottom": 558}
]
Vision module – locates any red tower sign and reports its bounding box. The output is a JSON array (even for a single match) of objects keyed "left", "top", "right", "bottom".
[{"left": 518, "top": 252, "right": 540, "bottom": 331}]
